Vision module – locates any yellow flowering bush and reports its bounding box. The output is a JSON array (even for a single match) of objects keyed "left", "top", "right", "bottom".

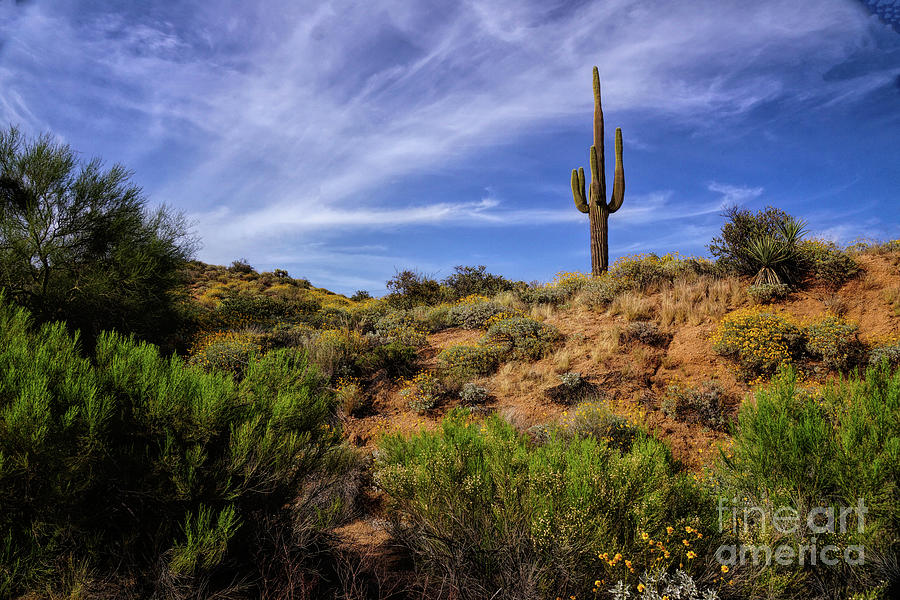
[
  {"left": 448, "top": 299, "right": 514, "bottom": 329},
  {"left": 437, "top": 344, "right": 502, "bottom": 379},
  {"left": 480, "top": 316, "right": 561, "bottom": 360},
  {"left": 398, "top": 371, "right": 444, "bottom": 414},
  {"left": 798, "top": 238, "right": 860, "bottom": 288},
  {"left": 710, "top": 307, "right": 804, "bottom": 379},
  {"left": 805, "top": 316, "right": 862, "bottom": 371},
  {"left": 188, "top": 330, "right": 262, "bottom": 377}
]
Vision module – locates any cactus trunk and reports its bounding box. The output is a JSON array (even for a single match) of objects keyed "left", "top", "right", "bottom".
[{"left": 570, "top": 66, "right": 625, "bottom": 276}]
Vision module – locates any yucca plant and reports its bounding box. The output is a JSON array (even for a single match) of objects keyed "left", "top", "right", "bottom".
[
  {"left": 747, "top": 217, "right": 807, "bottom": 285},
  {"left": 748, "top": 235, "right": 791, "bottom": 285}
]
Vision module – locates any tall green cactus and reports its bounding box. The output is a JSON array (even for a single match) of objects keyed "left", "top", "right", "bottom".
[{"left": 571, "top": 66, "right": 624, "bottom": 276}]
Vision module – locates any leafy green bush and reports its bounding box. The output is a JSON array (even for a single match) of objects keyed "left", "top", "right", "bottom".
[
  {"left": 560, "top": 400, "right": 642, "bottom": 452},
  {"left": 868, "top": 340, "right": 900, "bottom": 369},
  {"left": 459, "top": 382, "right": 489, "bottom": 405},
  {"left": 437, "top": 344, "right": 502, "bottom": 379},
  {"left": 447, "top": 298, "right": 513, "bottom": 329},
  {"left": 0, "top": 297, "right": 350, "bottom": 597},
  {"left": 398, "top": 371, "right": 444, "bottom": 413},
  {"left": 373, "top": 310, "right": 428, "bottom": 346},
  {"left": 708, "top": 205, "right": 799, "bottom": 276},
  {"left": 301, "top": 327, "right": 370, "bottom": 379},
  {"left": 518, "top": 284, "right": 572, "bottom": 306},
  {"left": 799, "top": 239, "right": 861, "bottom": 288},
  {"left": 410, "top": 303, "right": 454, "bottom": 332},
  {"left": 355, "top": 340, "right": 419, "bottom": 379},
  {"left": 0, "top": 126, "right": 195, "bottom": 350},
  {"left": 747, "top": 282, "right": 791, "bottom": 304},
  {"left": 577, "top": 254, "right": 720, "bottom": 309},
  {"left": 188, "top": 329, "right": 262, "bottom": 377},
  {"left": 718, "top": 367, "right": 899, "bottom": 598},
  {"left": 375, "top": 409, "right": 723, "bottom": 599},
  {"left": 442, "top": 265, "right": 516, "bottom": 300},
  {"left": 480, "top": 316, "right": 561, "bottom": 360},
  {"left": 805, "top": 316, "right": 863, "bottom": 371},
  {"left": 385, "top": 269, "right": 444, "bottom": 309}
]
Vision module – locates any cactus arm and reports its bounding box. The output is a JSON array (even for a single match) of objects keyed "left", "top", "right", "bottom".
[
  {"left": 608, "top": 127, "right": 625, "bottom": 213},
  {"left": 571, "top": 168, "right": 588, "bottom": 213},
  {"left": 589, "top": 145, "right": 601, "bottom": 205}
]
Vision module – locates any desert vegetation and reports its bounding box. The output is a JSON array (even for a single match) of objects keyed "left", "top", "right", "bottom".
[{"left": 1, "top": 122, "right": 898, "bottom": 600}]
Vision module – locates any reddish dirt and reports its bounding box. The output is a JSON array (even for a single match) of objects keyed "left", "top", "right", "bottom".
[{"left": 344, "top": 252, "right": 900, "bottom": 469}]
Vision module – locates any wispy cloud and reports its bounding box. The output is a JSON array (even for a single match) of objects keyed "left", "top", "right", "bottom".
[
  {"left": 707, "top": 182, "right": 764, "bottom": 206},
  {"left": 1, "top": 0, "right": 896, "bottom": 290}
]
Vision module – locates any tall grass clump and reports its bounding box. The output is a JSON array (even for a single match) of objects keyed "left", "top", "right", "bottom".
[
  {"left": 718, "top": 366, "right": 900, "bottom": 599},
  {"left": 375, "top": 408, "right": 724, "bottom": 599},
  {"left": 0, "top": 296, "right": 353, "bottom": 598}
]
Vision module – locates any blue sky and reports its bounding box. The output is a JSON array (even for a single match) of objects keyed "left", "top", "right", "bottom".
[{"left": 1, "top": 0, "right": 898, "bottom": 295}]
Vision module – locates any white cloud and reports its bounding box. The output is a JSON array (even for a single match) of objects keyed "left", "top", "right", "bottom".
[
  {"left": 707, "top": 182, "right": 764, "bottom": 206},
  {"left": 1, "top": 0, "right": 895, "bottom": 290}
]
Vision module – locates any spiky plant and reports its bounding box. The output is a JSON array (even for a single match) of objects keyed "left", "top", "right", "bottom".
[
  {"left": 748, "top": 236, "right": 791, "bottom": 286},
  {"left": 746, "top": 217, "right": 807, "bottom": 285},
  {"left": 571, "top": 66, "right": 625, "bottom": 276}
]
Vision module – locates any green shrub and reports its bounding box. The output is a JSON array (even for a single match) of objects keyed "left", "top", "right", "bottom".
[
  {"left": 577, "top": 254, "right": 720, "bottom": 310},
  {"left": 213, "top": 293, "right": 318, "bottom": 328},
  {"left": 621, "top": 320, "right": 670, "bottom": 346},
  {"left": 188, "top": 330, "right": 262, "bottom": 377},
  {"left": 442, "top": 265, "right": 515, "bottom": 300},
  {"left": 385, "top": 269, "right": 443, "bottom": 309},
  {"left": 805, "top": 316, "right": 863, "bottom": 371},
  {"left": 561, "top": 400, "right": 642, "bottom": 452},
  {"left": 373, "top": 310, "right": 428, "bottom": 346},
  {"left": 0, "top": 126, "right": 195, "bottom": 350},
  {"left": 518, "top": 284, "right": 572, "bottom": 306},
  {"left": 747, "top": 282, "right": 791, "bottom": 304},
  {"left": 799, "top": 239, "right": 861, "bottom": 288},
  {"left": 868, "top": 340, "right": 900, "bottom": 369},
  {"left": 303, "top": 327, "right": 369, "bottom": 379},
  {"left": 480, "top": 316, "right": 561, "bottom": 360},
  {"left": 437, "top": 344, "right": 502, "bottom": 380},
  {"left": 708, "top": 205, "right": 800, "bottom": 277},
  {"left": 0, "top": 297, "right": 350, "bottom": 597},
  {"left": 459, "top": 382, "right": 489, "bottom": 405},
  {"left": 375, "top": 409, "right": 723, "bottom": 599},
  {"left": 718, "top": 367, "right": 900, "bottom": 598},
  {"left": 398, "top": 372, "right": 444, "bottom": 414},
  {"left": 579, "top": 275, "right": 627, "bottom": 308},
  {"left": 410, "top": 303, "right": 454, "bottom": 332},
  {"left": 447, "top": 299, "right": 512, "bottom": 329},
  {"left": 355, "top": 340, "right": 419, "bottom": 379}
]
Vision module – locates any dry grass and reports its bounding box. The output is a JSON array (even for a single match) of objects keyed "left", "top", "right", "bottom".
[
  {"left": 493, "top": 291, "right": 524, "bottom": 310},
  {"left": 529, "top": 303, "right": 556, "bottom": 322},
  {"left": 822, "top": 293, "right": 849, "bottom": 317},
  {"left": 551, "top": 347, "right": 576, "bottom": 373},
  {"left": 885, "top": 286, "right": 900, "bottom": 317},
  {"left": 608, "top": 291, "right": 653, "bottom": 321},
  {"left": 658, "top": 276, "right": 744, "bottom": 326},
  {"left": 591, "top": 325, "right": 622, "bottom": 364},
  {"left": 492, "top": 361, "right": 548, "bottom": 396}
]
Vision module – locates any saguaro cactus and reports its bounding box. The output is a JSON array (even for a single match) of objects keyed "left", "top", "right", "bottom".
[{"left": 571, "top": 66, "right": 625, "bottom": 276}]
